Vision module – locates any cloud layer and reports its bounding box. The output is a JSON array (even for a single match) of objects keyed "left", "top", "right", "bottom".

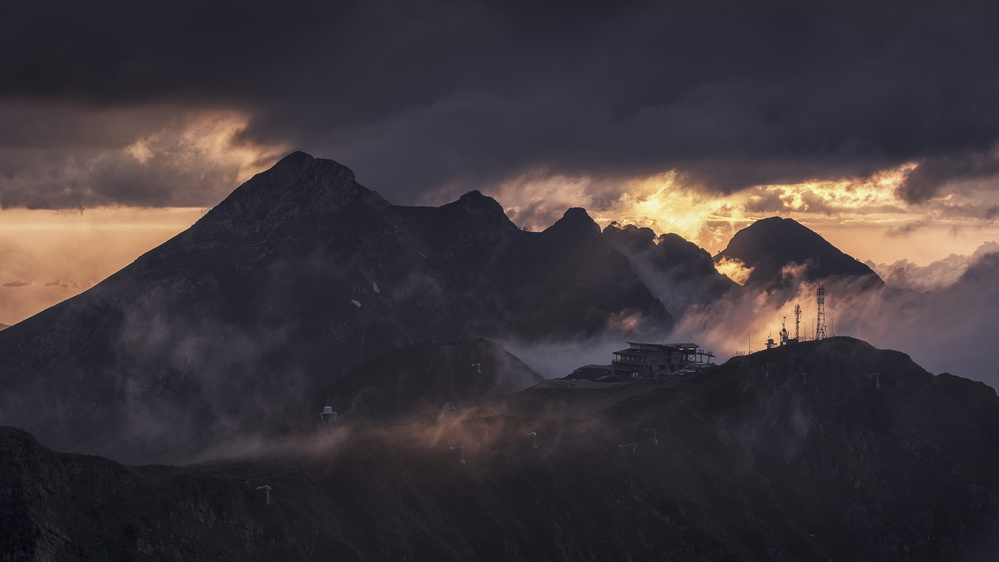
[
  {"left": 868, "top": 241, "right": 999, "bottom": 292},
  {"left": 4, "top": 0, "right": 999, "bottom": 211}
]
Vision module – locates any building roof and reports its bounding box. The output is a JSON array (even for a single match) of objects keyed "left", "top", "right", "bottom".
[
  {"left": 621, "top": 342, "right": 701, "bottom": 350},
  {"left": 614, "top": 348, "right": 658, "bottom": 356},
  {"left": 614, "top": 342, "right": 714, "bottom": 358}
]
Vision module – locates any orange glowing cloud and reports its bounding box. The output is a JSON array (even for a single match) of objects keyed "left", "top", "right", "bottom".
[
  {"left": 714, "top": 258, "right": 754, "bottom": 286},
  {"left": 490, "top": 160, "right": 999, "bottom": 266},
  {"left": 122, "top": 110, "right": 285, "bottom": 187}
]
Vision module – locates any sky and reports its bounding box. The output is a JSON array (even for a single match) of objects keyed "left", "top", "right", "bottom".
[{"left": 4, "top": 0, "right": 999, "bottom": 326}]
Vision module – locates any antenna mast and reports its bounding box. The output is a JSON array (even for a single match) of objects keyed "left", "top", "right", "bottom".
[
  {"left": 816, "top": 285, "right": 827, "bottom": 340},
  {"left": 794, "top": 304, "right": 801, "bottom": 341}
]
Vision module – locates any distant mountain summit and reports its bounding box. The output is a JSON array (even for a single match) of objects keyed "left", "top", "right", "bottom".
[
  {"left": 546, "top": 207, "right": 602, "bottom": 238},
  {"left": 715, "top": 217, "right": 883, "bottom": 288},
  {"left": 0, "top": 152, "right": 670, "bottom": 462},
  {"left": 189, "top": 151, "right": 388, "bottom": 240}
]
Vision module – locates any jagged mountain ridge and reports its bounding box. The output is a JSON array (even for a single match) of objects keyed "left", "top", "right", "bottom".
[
  {"left": 3, "top": 337, "right": 999, "bottom": 560},
  {"left": 715, "top": 216, "right": 884, "bottom": 288},
  {"left": 0, "top": 152, "right": 671, "bottom": 462},
  {"left": 603, "top": 222, "right": 738, "bottom": 313}
]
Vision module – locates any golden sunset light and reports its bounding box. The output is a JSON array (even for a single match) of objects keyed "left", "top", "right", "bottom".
[
  {"left": 502, "top": 160, "right": 999, "bottom": 266},
  {"left": 0, "top": 207, "right": 205, "bottom": 324},
  {"left": 7, "top": 158, "right": 999, "bottom": 325},
  {"left": 7, "top": 3, "right": 999, "bottom": 557}
]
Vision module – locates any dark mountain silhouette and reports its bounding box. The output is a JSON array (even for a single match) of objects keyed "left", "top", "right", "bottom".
[
  {"left": 0, "top": 152, "right": 669, "bottom": 463},
  {"left": 4, "top": 337, "right": 998, "bottom": 560},
  {"left": 604, "top": 222, "right": 738, "bottom": 313},
  {"left": 477, "top": 208, "right": 670, "bottom": 338},
  {"left": 715, "top": 217, "right": 883, "bottom": 289}
]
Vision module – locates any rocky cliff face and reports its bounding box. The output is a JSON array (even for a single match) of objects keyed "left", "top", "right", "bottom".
[
  {"left": 3, "top": 337, "right": 998, "bottom": 561},
  {"left": 0, "top": 153, "right": 669, "bottom": 463}
]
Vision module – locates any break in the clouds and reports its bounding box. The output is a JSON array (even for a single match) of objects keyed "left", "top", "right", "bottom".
[{"left": 4, "top": 0, "right": 999, "bottom": 212}]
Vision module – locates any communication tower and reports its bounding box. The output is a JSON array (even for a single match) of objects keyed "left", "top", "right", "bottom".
[
  {"left": 816, "top": 285, "right": 827, "bottom": 340},
  {"left": 794, "top": 304, "right": 801, "bottom": 341}
]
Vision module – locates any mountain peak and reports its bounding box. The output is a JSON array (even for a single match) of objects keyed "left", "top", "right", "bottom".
[
  {"left": 715, "top": 216, "right": 882, "bottom": 287},
  {"left": 271, "top": 150, "right": 316, "bottom": 172},
  {"left": 455, "top": 190, "right": 501, "bottom": 213},
  {"left": 603, "top": 222, "right": 656, "bottom": 250},
  {"left": 545, "top": 207, "right": 601, "bottom": 238},
  {"left": 458, "top": 189, "right": 488, "bottom": 202},
  {"left": 248, "top": 150, "right": 355, "bottom": 195},
  {"left": 190, "top": 152, "right": 386, "bottom": 239}
]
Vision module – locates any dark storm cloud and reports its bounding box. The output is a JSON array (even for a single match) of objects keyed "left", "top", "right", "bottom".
[
  {"left": 897, "top": 150, "right": 999, "bottom": 203},
  {"left": 0, "top": 103, "right": 285, "bottom": 208},
  {"left": 4, "top": 0, "right": 999, "bottom": 208},
  {"left": 0, "top": 140, "right": 259, "bottom": 209},
  {"left": 743, "top": 189, "right": 788, "bottom": 214}
]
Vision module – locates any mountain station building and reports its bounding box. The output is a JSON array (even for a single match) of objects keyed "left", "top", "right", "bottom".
[{"left": 611, "top": 342, "right": 715, "bottom": 378}]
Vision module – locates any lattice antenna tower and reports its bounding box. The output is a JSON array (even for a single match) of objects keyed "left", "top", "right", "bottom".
[
  {"left": 793, "top": 304, "right": 802, "bottom": 340},
  {"left": 815, "top": 285, "right": 827, "bottom": 340}
]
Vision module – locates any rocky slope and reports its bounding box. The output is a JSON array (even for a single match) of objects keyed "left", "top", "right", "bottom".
[{"left": 4, "top": 338, "right": 999, "bottom": 561}]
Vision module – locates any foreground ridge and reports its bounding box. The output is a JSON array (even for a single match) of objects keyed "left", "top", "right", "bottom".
[{"left": 3, "top": 338, "right": 999, "bottom": 560}]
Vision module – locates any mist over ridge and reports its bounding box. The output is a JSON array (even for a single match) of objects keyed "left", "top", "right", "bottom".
[
  {"left": 6, "top": 336, "right": 999, "bottom": 560},
  {"left": 0, "top": 152, "right": 674, "bottom": 462},
  {"left": 2, "top": 151, "right": 998, "bottom": 465},
  {"left": 2, "top": 153, "right": 999, "bottom": 559},
  {"left": 9, "top": 1, "right": 999, "bottom": 556}
]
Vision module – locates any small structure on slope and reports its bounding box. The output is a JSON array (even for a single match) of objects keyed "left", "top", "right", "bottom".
[{"left": 611, "top": 342, "right": 715, "bottom": 378}]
